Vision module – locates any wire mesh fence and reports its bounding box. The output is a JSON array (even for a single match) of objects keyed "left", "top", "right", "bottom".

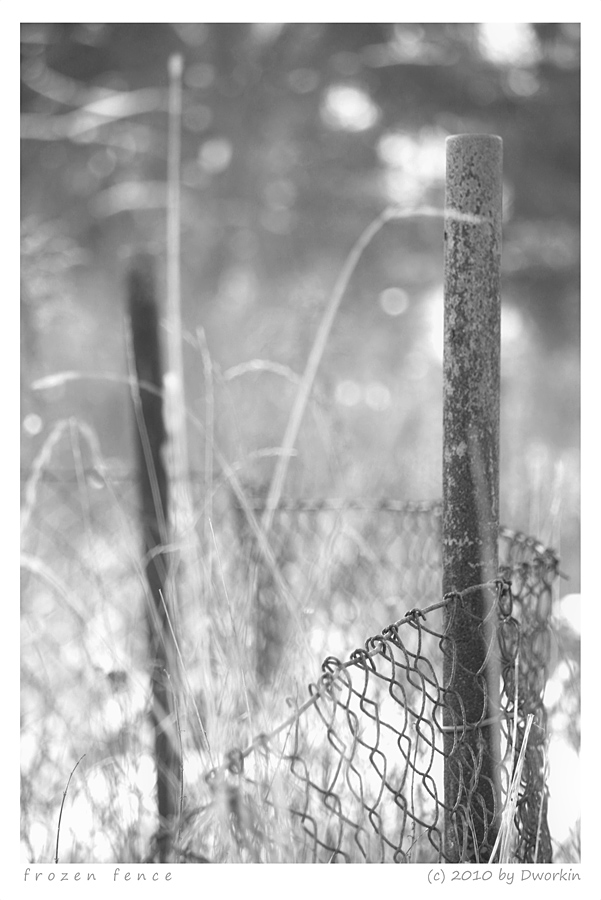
[
  {"left": 21, "top": 450, "right": 561, "bottom": 863},
  {"left": 182, "top": 516, "right": 558, "bottom": 864}
]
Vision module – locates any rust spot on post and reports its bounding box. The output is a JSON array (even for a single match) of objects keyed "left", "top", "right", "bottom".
[{"left": 442, "top": 134, "right": 502, "bottom": 862}]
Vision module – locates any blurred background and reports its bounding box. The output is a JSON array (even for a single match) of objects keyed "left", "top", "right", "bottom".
[
  {"left": 20, "top": 23, "right": 580, "bottom": 863},
  {"left": 20, "top": 22, "right": 579, "bottom": 589}
]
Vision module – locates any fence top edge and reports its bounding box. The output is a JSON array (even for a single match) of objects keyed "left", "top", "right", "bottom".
[{"left": 204, "top": 579, "right": 512, "bottom": 784}]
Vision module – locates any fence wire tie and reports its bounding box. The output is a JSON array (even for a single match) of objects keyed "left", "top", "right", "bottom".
[
  {"left": 439, "top": 713, "right": 503, "bottom": 734},
  {"left": 496, "top": 577, "right": 512, "bottom": 594},
  {"left": 362, "top": 636, "right": 388, "bottom": 658},
  {"left": 443, "top": 579, "right": 512, "bottom": 612},
  {"left": 404, "top": 607, "right": 426, "bottom": 623},
  {"left": 381, "top": 623, "right": 399, "bottom": 639}
]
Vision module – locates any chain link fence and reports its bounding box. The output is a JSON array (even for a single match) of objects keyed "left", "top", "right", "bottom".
[
  {"left": 184, "top": 503, "right": 558, "bottom": 864},
  {"left": 21, "top": 453, "right": 561, "bottom": 863}
]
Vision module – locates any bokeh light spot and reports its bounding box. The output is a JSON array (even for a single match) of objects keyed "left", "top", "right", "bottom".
[
  {"left": 321, "top": 84, "right": 379, "bottom": 132},
  {"left": 335, "top": 380, "right": 362, "bottom": 407},
  {"left": 364, "top": 381, "right": 391, "bottom": 411},
  {"left": 379, "top": 287, "right": 409, "bottom": 317},
  {"left": 478, "top": 23, "right": 540, "bottom": 67},
  {"left": 23, "top": 413, "right": 43, "bottom": 436},
  {"left": 198, "top": 138, "right": 233, "bottom": 174}
]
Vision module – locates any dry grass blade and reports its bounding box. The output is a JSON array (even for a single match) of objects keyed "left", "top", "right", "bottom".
[
  {"left": 223, "top": 359, "right": 303, "bottom": 385},
  {"left": 166, "top": 52, "right": 189, "bottom": 487},
  {"left": 197, "top": 327, "right": 215, "bottom": 568},
  {"left": 21, "top": 419, "right": 71, "bottom": 538},
  {"left": 158, "top": 588, "right": 213, "bottom": 763},
  {"left": 55, "top": 755, "right": 85, "bottom": 864},
  {"left": 534, "top": 741, "right": 550, "bottom": 863},
  {"left": 30, "top": 370, "right": 303, "bottom": 623},
  {"left": 208, "top": 518, "right": 256, "bottom": 738},
  {"left": 21, "top": 553, "right": 87, "bottom": 623},
  {"left": 261, "top": 204, "right": 446, "bottom": 536},
  {"left": 489, "top": 713, "right": 535, "bottom": 863}
]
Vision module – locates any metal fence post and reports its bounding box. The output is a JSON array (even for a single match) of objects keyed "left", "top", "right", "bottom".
[{"left": 442, "top": 134, "right": 503, "bottom": 862}]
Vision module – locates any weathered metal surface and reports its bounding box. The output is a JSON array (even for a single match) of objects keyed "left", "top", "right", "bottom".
[{"left": 442, "top": 134, "right": 503, "bottom": 862}]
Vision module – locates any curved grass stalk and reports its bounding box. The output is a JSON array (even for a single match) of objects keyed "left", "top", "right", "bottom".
[{"left": 261, "top": 205, "right": 446, "bottom": 536}]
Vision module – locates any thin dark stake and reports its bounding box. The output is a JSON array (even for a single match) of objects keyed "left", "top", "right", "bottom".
[{"left": 128, "top": 254, "right": 181, "bottom": 862}]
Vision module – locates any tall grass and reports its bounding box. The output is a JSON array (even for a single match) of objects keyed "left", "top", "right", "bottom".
[
  {"left": 20, "top": 58, "right": 579, "bottom": 862},
  {"left": 20, "top": 407, "right": 579, "bottom": 863},
  {"left": 21, "top": 258, "right": 580, "bottom": 866}
]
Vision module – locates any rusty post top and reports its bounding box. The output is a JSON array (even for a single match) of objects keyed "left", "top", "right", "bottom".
[
  {"left": 446, "top": 133, "right": 502, "bottom": 143},
  {"left": 446, "top": 133, "right": 503, "bottom": 160},
  {"left": 445, "top": 134, "right": 503, "bottom": 222}
]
